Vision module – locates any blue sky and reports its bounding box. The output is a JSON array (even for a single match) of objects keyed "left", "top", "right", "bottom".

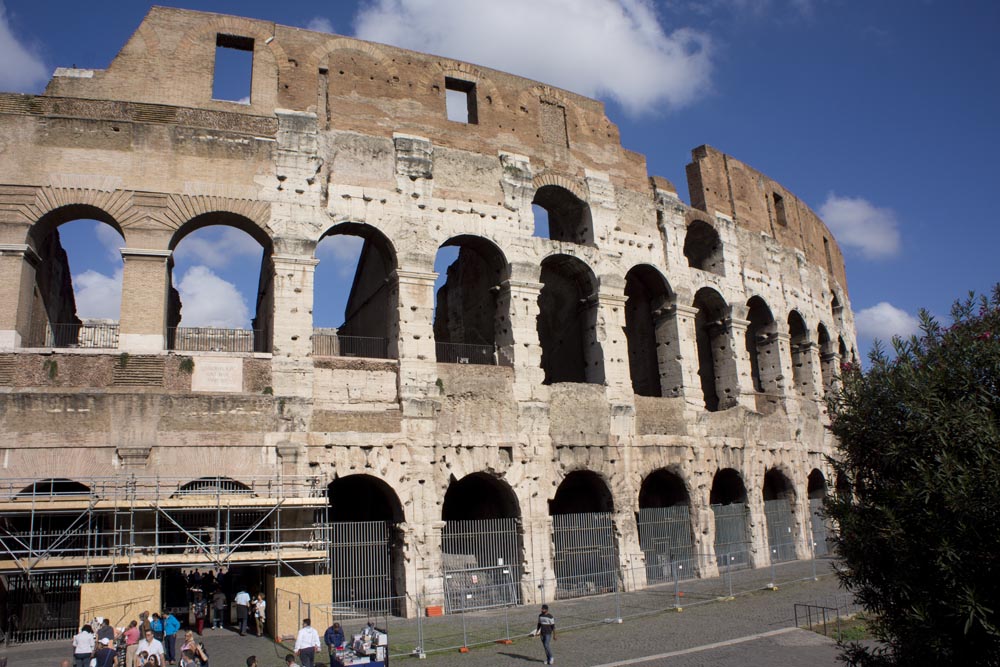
[{"left": 2, "top": 0, "right": 998, "bottom": 358}]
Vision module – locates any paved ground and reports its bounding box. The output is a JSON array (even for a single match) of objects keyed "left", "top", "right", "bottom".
[{"left": 1, "top": 560, "right": 856, "bottom": 667}]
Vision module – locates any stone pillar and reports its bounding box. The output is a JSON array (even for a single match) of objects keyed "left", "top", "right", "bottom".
[
  {"left": 727, "top": 317, "right": 758, "bottom": 411},
  {"left": 757, "top": 331, "right": 787, "bottom": 397},
  {"left": 395, "top": 268, "right": 439, "bottom": 414},
  {"left": 0, "top": 244, "right": 39, "bottom": 349},
  {"left": 668, "top": 304, "right": 703, "bottom": 406},
  {"left": 614, "top": 509, "right": 647, "bottom": 591},
  {"left": 596, "top": 291, "right": 632, "bottom": 404},
  {"left": 268, "top": 254, "right": 319, "bottom": 399},
  {"left": 820, "top": 350, "right": 842, "bottom": 397},
  {"left": 801, "top": 341, "right": 824, "bottom": 401},
  {"left": 746, "top": 490, "right": 769, "bottom": 569},
  {"left": 119, "top": 248, "right": 172, "bottom": 353},
  {"left": 522, "top": 514, "right": 556, "bottom": 604},
  {"left": 690, "top": 484, "right": 720, "bottom": 578},
  {"left": 503, "top": 265, "right": 546, "bottom": 394}
]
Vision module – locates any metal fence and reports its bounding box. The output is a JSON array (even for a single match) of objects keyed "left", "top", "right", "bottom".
[
  {"left": 2, "top": 570, "right": 95, "bottom": 644},
  {"left": 330, "top": 521, "right": 395, "bottom": 614},
  {"left": 312, "top": 333, "right": 391, "bottom": 359},
  {"left": 551, "top": 512, "right": 617, "bottom": 600},
  {"left": 435, "top": 341, "right": 496, "bottom": 365},
  {"left": 168, "top": 327, "right": 263, "bottom": 353},
  {"left": 810, "top": 498, "right": 830, "bottom": 556},
  {"left": 711, "top": 503, "right": 752, "bottom": 569},
  {"left": 764, "top": 499, "right": 798, "bottom": 563},
  {"left": 29, "top": 322, "right": 119, "bottom": 349},
  {"left": 442, "top": 518, "right": 523, "bottom": 612},
  {"left": 636, "top": 505, "right": 696, "bottom": 585}
]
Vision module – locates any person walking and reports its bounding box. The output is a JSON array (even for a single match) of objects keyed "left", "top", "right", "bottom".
[
  {"left": 72, "top": 624, "right": 96, "bottom": 667},
  {"left": 530, "top": 603, "right": 556, "bottom": 665},
  {"left": 293, "top": 618, "right": 321, "bottom": 667},
  {"left": 233, "top": 589, "right": 251, "bottom": 636},
  {"left": 94, "top": 637, "right": 118, "bottom": 667},
  {"left": 252, "top": 593, "right": 266, "bottom": 637},
  {"left": 162, "top": 611, "right": 181, "bottom": 664},
  {"left": 210, "top": 589, "right": 226, "bottom": 630}
]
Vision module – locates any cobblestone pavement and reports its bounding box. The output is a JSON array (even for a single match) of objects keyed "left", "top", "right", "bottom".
[{"left": 2, "top": 560, "right": 854, "bottom": 667}]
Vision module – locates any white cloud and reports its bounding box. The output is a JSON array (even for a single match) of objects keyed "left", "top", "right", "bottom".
[
  {"left": 855, "top": 302, "right": 919, "bottom": 341},
  {"left": 93, "top": 222, "right": 124, "bottom": 264},
  {"left": 307, "top": 17, "right": 336, "bottom": 34},
  {"left": 818, "top": 193, "right": 901, "bottom": 260},
  {"left": 353, "top": 0, "right": 712, "bottom": 115},
  {"left": 176, "top": 265, "right": 250, "bottom": 328},
  {"left": 317, "top": 234, "right": 364, "bottom": 278},
  {"left": 174, "top": 227, "right": 261, "bottom": 269},
  {"left": 74, "top": 268, "right": 122, "bottom": 320},
  {"left": 0, "top": 2, "right": 48, "bottom": 92}
]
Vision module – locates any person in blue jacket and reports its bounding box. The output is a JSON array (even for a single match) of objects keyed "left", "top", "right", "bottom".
[
  {"left": 162, "top": 612, "right": 181, "bottom": 665},
  {"left": 323, "top": 622, "right": 345, "bottom": 663}
]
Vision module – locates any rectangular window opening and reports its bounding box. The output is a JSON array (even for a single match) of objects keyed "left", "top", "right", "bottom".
[
  {"left": 445, "top": 77, "right": 478, "bottom": 124},
  {"left": 772, "top": 192, "right": 787, "bottom": 226},
  {"left": 213, "top": 34, "right": 255, "bottom": 104}
]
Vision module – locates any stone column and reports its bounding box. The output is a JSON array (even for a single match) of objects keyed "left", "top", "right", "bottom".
[
  {"left": 269, "top": 253, "right": 319, "bottom": 398},
  {"left": 727, "top": 317, "right": 758, "bottom": 411},
  {"left": 0, "top": 244, "right": 39, "bottom": 349},
  {"left": 668, "top": 304, "right": 703, "bottom": 406},
  {"left": 395, "top": 268, "right": 439, "bottom": 415},
  {"left": 801, "top": 341, "right": 824, "bottom": 402},
  {"left": 596, "top": 291, "right": 632, "bottom": 404},
  {"left": 614, "top": 509, "right": 647, "bottom": 591},
  {"left": 503, "top": 264, "right": 546, "bottom": 395},
  {"left": 119, "top": 248, "right": 172, "bottom": 353}
]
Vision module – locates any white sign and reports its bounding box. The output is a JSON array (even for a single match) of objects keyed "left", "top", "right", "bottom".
[{"left": 190, "top": 357, "right": 243, "bottom": 393}]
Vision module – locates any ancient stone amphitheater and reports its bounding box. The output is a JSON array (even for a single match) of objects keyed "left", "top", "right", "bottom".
[{"left": 0, "top": 7, "right": 856, "bottom": 640}]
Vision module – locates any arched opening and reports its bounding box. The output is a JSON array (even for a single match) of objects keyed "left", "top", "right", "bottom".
[
  {"left": 762, "top": 468, "right": 797, "bottom": 563},
  {"left": 550, "top": 471, "right": 616, "bottom": 598},
  {"left": 788, "top": 311, "right": 811, "bottom": 395},
  {"left": 175, "top": 477, "right": 253, "bottom": 496},
  {"left": 328, "top": 475, "right": 406, "bottom": 614},
  {"left": 835, "top": 471, "right": 851, "bottom": 499},
  {"left": 441, "top": 473, "right": 523, "bottom": 611},
  {"left": 531, "top": 185, "right": 594, "bottom": 246},
  {"left": 710, "top": 469, "right": 750, "bottom": 569},
  {"left": 818, "top": 324, "right": 836, "bottom": 395},
  {"left": 838, "top": 337, "right": 849, "bottom": 364},
  {"left": 683, "top": 220, "right": 724, "bottom": 275},
  {"left": 23, "top": 208, "right": 125, "bottom": 349},
  {"left": 167, "top": 214, "right": 272, "bottom": 353},
  {"left": 831, "top": 293, "right": 843, "bottom": 324},
  {"left": 808, "top": 469, "right": 830, "bottom": 556},
  {"left": 694, "top": 288, "right": 735, "bottom": 411},
  {"left": 433, "top": 236, "right": 510, "bottom": 365},
  {"left": 636, "top": 469, "right": 695, "bottom": 582},
  {"left": 537, "top": 255, "right": 603, "bottom": 385},
  {"left": 745, "top": 297, "right": 779, "bottom": 395},
  {"left": 16, "top": 479, "right": 92, "bottom": 498},
  {"left": 314, "top": 223, "right": 398, "bottom": 359},
  {"left": 624, "top": 266, "right": 681, "bottom": 397}
]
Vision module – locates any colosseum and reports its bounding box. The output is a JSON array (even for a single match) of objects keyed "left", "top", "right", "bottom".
[{"left": 0, "top": 6, "right": 856, "bottom": 641}]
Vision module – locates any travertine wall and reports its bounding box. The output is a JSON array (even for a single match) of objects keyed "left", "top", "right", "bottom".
[{"left": 0, "top": 7, "right": 857, "bottom": 605}]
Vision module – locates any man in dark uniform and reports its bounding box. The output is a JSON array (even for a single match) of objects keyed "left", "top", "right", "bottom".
[{"left": 531, "top": 603, "right": 556, "bottom": 664}]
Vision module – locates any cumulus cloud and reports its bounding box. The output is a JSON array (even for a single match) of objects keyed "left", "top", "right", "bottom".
[
  {"left": 306, "top": 16, "right": 336, "bottom": 34},
  {"left": 176, "top": 266, "right": 250, "bottom": 328},
  {"left": 74, "top": 268, "right": 122, "bottom": 320},
  {"left": 174, "top": 227, "right": 261, "bottom": 269},
  {"left": 0, "top": 2, "right": 48, "bottom": 92},
  {"left": 317, "top": 234, "right": 364, "bottom": 278},
  {"left": 93, "top": 222, "right": 125, "bottom": 264},
  {"left": 855, "top": 302, "right": 920, "bottom": 341},
  {"left": 818, "top": 194, "right": 901, "bottom": 260},
  {"left": 353, "top": 0, "right": 712, "bottom": 115}
]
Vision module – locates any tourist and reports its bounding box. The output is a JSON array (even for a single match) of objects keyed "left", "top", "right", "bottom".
[
  {"left": 252, "top": 593, "right": 266, "bottom": 637},
  {"left": 191, "top": 593, "right": 208, "bottom": 635},
  {"left": 180, "top": 630, "right": 208, "bottom": 667},
  {"left": 323, "top": 621, "right": 345, "bottom": 660},
  {"left": 210, "top": 589, "right": 226, "bottom": 630},
  {"left": 530, "top": 603, "right": 556, "bottom": 665},
  {"left": 233, "top": 588, "right": 251, "bottom": 636},
  {"left": 136, "top": 629, "right": 164, "bottom": 665},
  {"left": 162, "top": 611, "right": 181, "bottom": 664},
  {"left": 284, "top": 654, "right": 299, "bottom": 667},
  {"left": 244, "top": 656, "right": 257, "bottom": 667},
  {"left": 94, "top": 637, "right": 118, "bottom": 667},
  {"left": 72, "top": 624, "right": 96, "bottom": 667},
  {"left": 136, "top": 651, "right": 149, "bottom": 667},
  {"left": 123, "top": 620, "right": 140, "bottom": 667},
  {"left": 293, "top": 618, "right": 320, "bottom": 667},
  {"left": 96, "top": 618, "right": 115, "bottom": 644}
]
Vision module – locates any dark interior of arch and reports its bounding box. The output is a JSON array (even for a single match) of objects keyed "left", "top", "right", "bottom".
[
  {"left": 831, "top": 294, "right": 843, "bottom": 320},
  {"left": 838, "top": 337, "right": 848, "bottom": 358},
  {"left": 532, "top": 185, "right": 593, "bottom": 245},
  {"left": 694, "top": 288, "right": 728, "bottom": 411},
  {"left": 442, "top": 472, "right": 520, "bottom": 520},
  {"left": 550, "top": 470, "right": 614, "bottom": 515},
  {"left": 710, "top": 468, "right": 747, "bottom": 505},
  {"left": 638, "top": 469, "right": 689, "bottom": 508},
  {"left": 323, "top": 223, "right": 397, "bottom": 341},
  {"left": 537, "top": 255, "right": 601, "bottom": 385},
  {"left": 434, "top": 236, "right": 507, "bottom": 352},
  {"left": 807, "top": 470, "right": 827, "bottom": 499},
  {"left": 329, "top": 474, "right": 404, "bottom": 523},
  {"left": 789, "top": 312, "right": 807, "bottom": 342},
  {"left": 763, "top": 468, "right": 794, "bottom": 501},
  {"left": 624, "top": 266, "right": 673, "bottom": 397},
  {"left": 745, "top": 297, "right": 775, "bottom": 392},
  {"left": 835, "top": 472, "right": 851, "bottom": 497},
  {"left": 683, "top": 220, "right": 724, "bottom": 274},
  {"left": 17, "top": 478, "right": 91, "bottom": 497},
  {"left": 177, "top": 476, "right": 251, "bottom": 494}
]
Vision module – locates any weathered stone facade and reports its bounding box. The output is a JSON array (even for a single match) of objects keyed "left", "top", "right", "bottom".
[{"left": 0, "top": 7, "right": 856, "bottom": 609}]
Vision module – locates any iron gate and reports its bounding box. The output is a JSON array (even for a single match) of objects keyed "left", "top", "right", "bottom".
[
  {"left": 2, "top": 570, "right": 93, "bottom": 644},
  {"left": 764, "top": 499, "right": 797, "bottom": 563},
  {"left": 636, "top": 505, "right": 696, "bottom": 584},
  {"left": 441, "top": 518, "right": 522, "bottom": 612},
  {"left": 329, "top": 521, "right": 393, "bottom": 613},
  {"left": 809, "top": 498, "right": 830, "bottom": 556},
  {"left": 711, "top": 503, "right": 751, "bottom": 570},
  {"left": 551, "top": 512, "right": 617, "bottom": 600}
]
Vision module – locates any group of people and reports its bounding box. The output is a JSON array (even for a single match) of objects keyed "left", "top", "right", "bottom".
[{"left": 70, "top": 611, "right": 211, "bottom": 667}]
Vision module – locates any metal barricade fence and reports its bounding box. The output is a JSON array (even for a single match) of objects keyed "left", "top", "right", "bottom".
[
  {"left": 434, "top": 341, "right": 497, "bottom": 365},
  {"left": 764, "top": 498, "right": 798, "bottom": 563},
  {"left": 442, "top": 517, "right": 523, "bottom": 612},
  {"left": 168, "top": 327, "right": 262, "bottom": 353},
  {"left": 29, "top": 322, "right": 120, "bottom": 349},
  {"left": 636, "top": 505, "right": 697, "bottom": 584},
  {"left": 551, "top": 513, "right": 617, "bottom": 600},
  {"left": 711, "top": 503, "right": 752, "bottom": 569},
  {"left": 810, "top": 498, "right": 831, "bottom": 556},
  {"left": 330, "top": 521, "right": 394, "bottom": 614},
  {"left": 312, "top": 334, "right": 391, "bottom": 359}
]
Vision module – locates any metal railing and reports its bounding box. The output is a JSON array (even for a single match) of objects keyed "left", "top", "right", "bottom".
[
  {"left": 0, "top": 474, "right": 328, "bottom": 502},
  {"left": 312, "top": 333, "right": 391, "bottom": 359},
  {"left": 168, "top": 327, "right": 263, "bottom": 353},
  {"left": 28, "top": 322, "right": 119, "bottom": 349},
  {"left": 435, "top": 341, "right": 497, "bottom": 365}
]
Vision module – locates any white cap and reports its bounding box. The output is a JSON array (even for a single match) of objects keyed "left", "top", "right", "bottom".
[{"left": 100, "top": 638, "right": 111, "bottom": 645}]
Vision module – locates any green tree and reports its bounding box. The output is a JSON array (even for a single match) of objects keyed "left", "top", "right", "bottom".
[{"left": 826, "top": 287, "right": 1000, "bottom": 665}]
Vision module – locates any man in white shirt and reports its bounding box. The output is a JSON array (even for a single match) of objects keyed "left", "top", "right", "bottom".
[
  {"left": 234, "top": 589, "right": 251, "bottom": 636},
  {"left": 293, "top": 618, "right": 321, "bottom": 667},
  {"left": 136, "top": 629, "right": 165, "bottom": 663}
]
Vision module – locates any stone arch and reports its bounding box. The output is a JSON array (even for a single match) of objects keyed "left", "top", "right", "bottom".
[
  {"left": 762, "top": 467, "right": 798, "bottom": 562},
  {"left": 693, "top": 287, "right": 734, "bottom": 411},
  {"left": 537, "top": 254, "right": 603, "bottom": 385},
  {"left": 807, "top": 469, "right": 831, "bottom": 556},
  {"left": 745, "top": 296, "right": 779, "bottom": 394},
  {"left": 22, "top": 189, "right": 139, "bottom": 244},
  {"left": 787, "top": 310, "right": 811, "bottom": 394},
  {"left": 684, "top": 217, "right": 724, "bottom": 275},
  {"left": 636, "top": 467, "right": 696, "bottom": 580},
  {"left": 434, "top": 234, "right": 510, "bottom": 364},
  {"left": 807, "top": 469, "right": 827, "bottom": 499},
  {"left": 624, "top": 264, "right": 680, "bottom": 397},
  {"left": 550, "top": 469, "right": 614, "bottom": 515},
  {"left": 16, "top": 478, "right": 92, "bottom": 498},
  {"left": 531, "top": 177, "right": 594, "bottom": 246},
  {"left": 328, "top": 473, "right": 405, "bottom": 523},
  {"left": 174, "top": 476, "right": 252, "bottom": 497},
  {"left": 710, "top": 468, "right": 751, "bottom": 568},
  {"left": 442, "top": 471, "right": 521, "bottom": 520},
  {"left": 818, "top": 323, "right": 836, "bottom": 395}
]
